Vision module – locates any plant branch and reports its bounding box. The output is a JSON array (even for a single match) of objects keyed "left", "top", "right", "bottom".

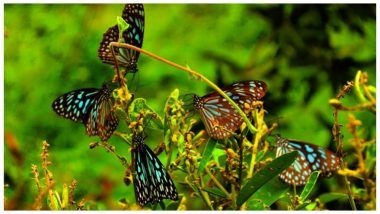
[
  {"left": 97, "top": 142, "right": 129, "bottom": 168},
  {"left": 332, "top": 95, "right": 357, "bottom": 210},
  {"left": 205, "top": 167, "right": 231, "bottom": 199}
]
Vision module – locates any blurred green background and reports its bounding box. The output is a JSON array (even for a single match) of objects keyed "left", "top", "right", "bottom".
[{"left": 4, "top": 4, "right": 375, "bottom": 210}]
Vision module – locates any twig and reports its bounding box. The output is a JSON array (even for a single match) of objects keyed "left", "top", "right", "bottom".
[
  {"left": 205, "top": 167, "right": 231, "bottom": 199},
  {"left": 332, "top": 93, "right": 357, "bottom": 210},
  {"left": 247, "top": 108, "right": 264, "bottom": 178},
  {"left": 41, "top": 141, "right": 57, "bottom": 210},
  {"left": 96, "top": 142, "right": 129, "bottom": 168},
  {"left": 238, "top": 137, "right": 243, "bottom": 187},
  {"left": 69, "top": 180, "right": 77, "bottom": 206}
]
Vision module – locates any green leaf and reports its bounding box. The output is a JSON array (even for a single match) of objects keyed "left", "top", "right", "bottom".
[
  {"left": 198, "top": 139, "right": 217, "bottom": 172},
  {"left": 299, "top": 171, "right": 320, "bottom": 202},
  {"left": 319, "top": 193, "right": 348, "bottom": 204},
  {"left": 47, "top": 191, "right": 60, "bottom": 210},
  {"left": 116, "top": 16, "right": 130, "bottom": 40},
  {"left": 365, "top": 142, "right": 376, "bottom": 172},
  {"left": 166, "top": 196, "right": 182, "bottom": 210},
  {"left": 61, "top": 184, "right": 69, "bottom": 209},
  {"left": 250, "top": 177, "right": 289, "bottom": 207},
  {"left": 159, "top": 201, "right": 166, "bottom": 210},
  {"left": 305, "top": 202, "right": 317, "bottom": 210},
  {"left": 203, "top": 187, "right": 228, "bottom": 198},
  {"left": 255, "top": 149, "right": 266, "bottom": 162},
  {"left": 295, "top": 201, "right": 311, "bottom": 210},
  {"left": 246, "top": 199, "right": 266, "bottom": 210},
  {"left": 236, "top": 151, "right": 298, "bottom": 207}
]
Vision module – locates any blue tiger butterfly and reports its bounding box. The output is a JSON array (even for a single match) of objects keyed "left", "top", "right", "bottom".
[
  {"left": 275, "top": 136, "right": 340, "bottom": 186},
  {"left": 52, "top": 84, "right": 118, "bottom": 141},
  {"left": 131, "top": 133, "right": 178, "bottom": 206},
  {"left": 193, "top": 80, "right": 267, "bottom": 139},
  {"left": 98, "top": 4, "right": 144, "bottom": 73}
]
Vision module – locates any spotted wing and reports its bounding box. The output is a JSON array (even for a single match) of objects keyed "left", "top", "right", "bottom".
[
  {"left": 133, "top": 143, "right": 154, "bottom": 206},
  {"left": 198, "top": 95, "right": 244, "bottom": 139},
  {"left": 206, "top": 80, "right": 267, "bottom": 107},
  {"left": 98, "top": 25, "right": 122, "bottom": 66},
  {"left": 52, "top": 88, "right": 99, "bottom": 123},
  {"left": 119, "top": 3, "right": 144, "bottom": 71},
  {"left": 318, "top": 148, "right": 340, "bottom": 177},
  {"left": 277, "top": 143, "right": 313, "bottom": 186},
  {"left": 85, "top": 86, "right": 118, "bottom": 141},
  {"left": 98, "top": 4, "right": 144, "bottom": 73},
  {"left": 276, "top": 137, "right": 340, "bottom": 186},
  {"left": 133, "top": 142, "right": 178, "bottom": 206}
]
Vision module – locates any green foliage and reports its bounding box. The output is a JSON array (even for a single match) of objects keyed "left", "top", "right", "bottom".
[
  {"left": 299, "top": 171, "right": 320, "bottom": 202},
  {"left": 4, "top": 4, "right": 376, "bottom": 210},
  {"left": 198, "top": 139, "right": 217, "bottom": 173},
  {"left": 237, "top": 151, "right": 298, "bottom": 207}
]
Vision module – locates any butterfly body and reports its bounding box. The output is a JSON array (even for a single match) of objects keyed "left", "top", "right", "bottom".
[
  {"left": 98, "top": 4, "right": 144, "bottom": 73},
  {"left": 52, "top": 84, "right": 118, "bottom": 141},
  {"left": 193, "top": 80, "right": 267, "bottom": 139},
  {"left": 132, "top": 134, "right": 178, "bottom": 206},
  {"left": 276, "top": 136, "right": 340, "bottom": 186}
]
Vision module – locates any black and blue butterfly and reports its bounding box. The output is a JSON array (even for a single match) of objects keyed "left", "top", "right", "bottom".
[
  {"left": 275, "top": 136, "right": 340, "bottom": 186},
  {"left": 131, "top": 133, "right": 178, "bottom": 206},
  {"left": 193, "top": 80, "right": 267, "bottom": 139},
  {"left": 52, "top": 84, "right": 119, "bottom": 141},
  {"left": 98, "top": 4, "right": 144, "bottom": 73}
]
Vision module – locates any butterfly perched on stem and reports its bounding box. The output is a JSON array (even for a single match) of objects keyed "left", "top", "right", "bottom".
[
  {"left": 193, "top": 80, "right": 267, "bottom": 139},
  {"left": 131, "top": 133, "right": 178, "bottom": 206},
  {"left": 52, "top": 84, "right": 119, "bottom": 141},
  {"left": 98, "top": 4, "right": 144, "bottom": 73},
  {"left": 275, "top": 135, "right": 340, "bottom": 186}
]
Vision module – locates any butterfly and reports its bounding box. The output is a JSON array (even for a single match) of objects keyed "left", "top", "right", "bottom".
[
  {"left": 275, "top": 136, "right": 340, "bottom": 186},
  {"left": 52, "top": 84, "right": 119, "bottom": 141},
  {"left": 98, "top": 4, "right": 144, "bottom": 73},
  {"left": 131, "top": 133, "right": 178, "bottom": 206},
  {"left": 193, "top": 80, "right": 267, "bottom": 139}
]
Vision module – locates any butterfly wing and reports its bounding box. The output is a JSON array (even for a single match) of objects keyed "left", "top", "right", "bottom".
[
  {"left": 132, "top": 140, "right": 178, "bottom": 206},
  {"left": 85, "top": 85, "right": 118, "bottom": 141},
  {"left": 119, "top": 3, "right": 144, "bottom": 72},
  {"left": 98, "top": 25, "right": 122, "bottom": 66},
  {"left": 52, "top": 88, "right": 99, "bottom": 123},
  {"left": 276, "top": 137, "right": 340, "bottom": 186},
  {"left": 96, "top": 98, "right": 119, "bottom": 141},
  {"left": 98, "top": 4, "right": 144, "bottom": 73},
  {"left": 133, "top": 142, "right": 155, "bottom": 206},
  {"left": 277, "top": 142, "right": 313, "bottom": 186},
  {"left": 195, "top": 80, "right": 267, "bottom": 139},
  {"left": 197, "top": 95, "right": 243, "bottom": 139},
  {"left": 303, "top": 143, "right": 340, "bottom": 177},
  {"left": 206, "top": 80, "right": 267, "bottom": 106},
  {"left": 143, "top": 144, "right": 178, "bottom": 203}
]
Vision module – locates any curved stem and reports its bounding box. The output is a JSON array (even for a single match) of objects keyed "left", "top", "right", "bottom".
[
  {"left": 333, "top": 108, "right": 357, "bottom": 210},
  {"left": 354, "top": 71, "right": 367, "bottom": 103},
  {"left": 205, "top": 167, "right": 231, "bottom": 199},
  {"left": 110, "top": 42, "right": 257, "bottom": 134}
]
